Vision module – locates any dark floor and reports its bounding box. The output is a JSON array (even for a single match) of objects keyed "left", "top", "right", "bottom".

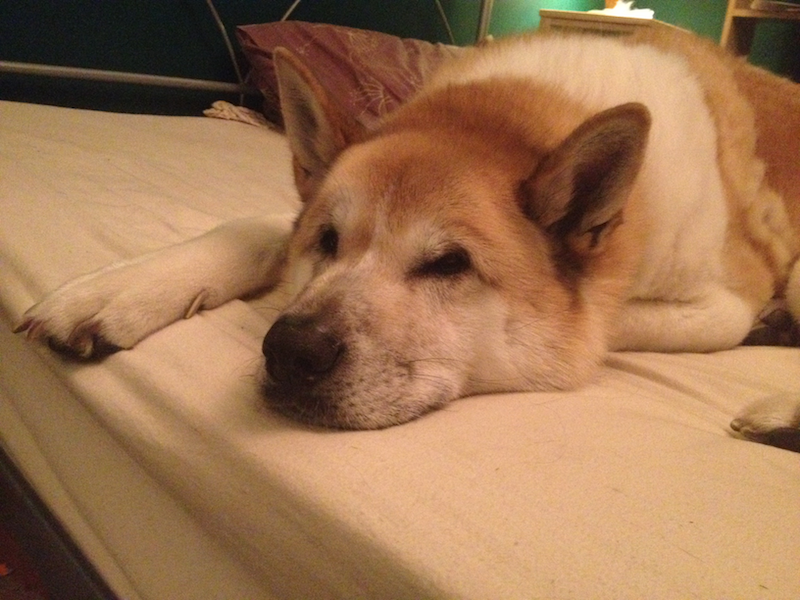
[
  {"left": 0, "top": 519, "right": 46, "bottom": 600},
  {"left": 0, "top": 447, "right": 117, "bottom": 600}
]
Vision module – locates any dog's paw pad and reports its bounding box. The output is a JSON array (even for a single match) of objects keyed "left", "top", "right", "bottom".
[
  {"left": 62, "top": 321, "right": 122, "bottom": 359},
  {"left": 731, "top": 395, "right": 800, "bottom": 452}
]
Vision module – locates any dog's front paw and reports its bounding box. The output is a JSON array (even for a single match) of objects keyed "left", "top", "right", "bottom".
[
  {"left": 730, "top": 395, "right": 800, "bottom": 453},
  {"left": 14, "top": 263, "right": 205, "bottom": 359},
  {"left": 14, "top": 218, "right": 291, "bottom": 359},
  {"left": 16, "top": 274, "right": 158, "bottom": 359}
]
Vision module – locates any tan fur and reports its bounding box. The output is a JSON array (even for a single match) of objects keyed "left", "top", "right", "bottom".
[
  {"left": 288, "top": 77, "right": 650, "bottom": 391},
  {"left": 380, "top": 79, "right": 648, "bottom": 344}
]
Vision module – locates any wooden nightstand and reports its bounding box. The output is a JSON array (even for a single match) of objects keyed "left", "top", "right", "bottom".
[
  {"left": 721, "top": 0, "right": 800, "bottom": 55},
  {"left": 538, "top": 10, "right": 678, "bottom": 37}
]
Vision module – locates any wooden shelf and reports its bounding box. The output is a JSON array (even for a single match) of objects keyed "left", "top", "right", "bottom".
[
  {"left": 730, "top": 8, "right": 800, "bottom": 18},
  {"left": 722, "top": 0, "right": 800, "bottom": 55}
]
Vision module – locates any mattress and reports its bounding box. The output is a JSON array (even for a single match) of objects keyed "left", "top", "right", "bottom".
[{"left": 1, "top": 99, "right": 799, "bottom": 600}]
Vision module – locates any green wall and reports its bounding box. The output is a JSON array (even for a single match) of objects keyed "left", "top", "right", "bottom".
[
  {"left": 602, "top": 0, "right": 798, "bottom": 77},
  {"left": 480, "top": 0, "right": 798, "bottom": 78},
  {"left": 627, "top": 0, "right": 727, "bottom": 40},
  {"left": 443, "top": 0, "right": 603, "bottom": 44},
  {"left": 446, "top": 0, "right": 724, "bottom": 41},
  {"left": 749, "top": 19, "right": 800, "bottom": 78}
]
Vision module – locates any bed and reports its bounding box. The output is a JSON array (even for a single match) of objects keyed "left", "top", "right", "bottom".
[{"left": 2, "top": 22, "right": 800, "bottom": 600}]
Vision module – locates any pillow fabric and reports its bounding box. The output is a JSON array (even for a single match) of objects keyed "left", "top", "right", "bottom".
[{"left": 236, "top": 21, "right": 462, "bottom": 128}]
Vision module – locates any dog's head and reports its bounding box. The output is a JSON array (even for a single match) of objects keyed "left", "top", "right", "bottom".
[{"left": 262, "top": 48, "right": 650, "bottom": 429}]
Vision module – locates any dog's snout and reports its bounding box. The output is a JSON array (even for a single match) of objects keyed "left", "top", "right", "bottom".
[{"left": 263, "top": 315, "right": 344, "bottom": 386}]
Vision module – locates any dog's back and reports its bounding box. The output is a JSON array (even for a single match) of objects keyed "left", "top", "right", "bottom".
[
  {"left": 630, "top": 27, "right": 800, "bottom": 315},
  {"left": 418, "top": 31, "right": 800, "bottom": 341}
]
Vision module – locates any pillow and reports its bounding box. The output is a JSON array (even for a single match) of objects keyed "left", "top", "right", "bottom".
[{"left": 236, "top": 21, "right": 462, "bottom": 128}]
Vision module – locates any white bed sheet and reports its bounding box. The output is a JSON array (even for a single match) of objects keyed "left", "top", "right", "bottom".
[{"left": 1, "top": 100, "right": 799, "bottom": 600}]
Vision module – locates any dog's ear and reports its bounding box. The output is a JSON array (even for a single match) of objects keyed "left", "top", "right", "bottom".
[
  {"left": 273, "top": 48, "right": 363, "bottom": 200},
  {"left": 521, "top": 103, "right": 650, "bottom": 254}
]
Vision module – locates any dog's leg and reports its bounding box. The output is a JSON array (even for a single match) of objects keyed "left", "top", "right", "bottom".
[
  {"left": 731, "top": 395, "right": 800, "bottom": 453},
  {"left": 15, "top": 217, "right": 291, "bottom": 358},
  {"left": 610, "top": 286, "right": 754, "bottom": 352}
]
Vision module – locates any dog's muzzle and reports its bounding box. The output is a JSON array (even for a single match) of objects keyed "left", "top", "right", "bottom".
[{"left": 262, "top": 315, "right": 344, "bottom": 388}]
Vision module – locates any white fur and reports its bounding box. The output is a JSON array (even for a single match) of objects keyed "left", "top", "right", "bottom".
[{"left": 19, "top": 217, "right": 291, "bottom": 356}]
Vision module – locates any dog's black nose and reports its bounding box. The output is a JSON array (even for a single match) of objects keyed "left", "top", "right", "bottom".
[{"left": 262, "top": 315, "right": 344, "bottom": 386}]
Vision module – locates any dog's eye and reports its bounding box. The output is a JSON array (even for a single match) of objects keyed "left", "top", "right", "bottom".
[
  {"left": 417, "top": 248, "right": 472, "bottom": 278},
  {"left": 318, "top": 226, "right": 339, "bottom": 257}
]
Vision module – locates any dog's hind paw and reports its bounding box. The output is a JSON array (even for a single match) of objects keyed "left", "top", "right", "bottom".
[{"left": 731, "top": 395, "right": 800, "bottom": 452}]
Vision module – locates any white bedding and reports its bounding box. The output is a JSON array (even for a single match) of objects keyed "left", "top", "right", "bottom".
[{"left": 1, "top": 100, "right": 799, "bottom": 600}]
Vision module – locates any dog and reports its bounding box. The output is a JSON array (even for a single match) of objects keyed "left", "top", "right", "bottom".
[{"left": 14, "top": 28, "right": 800, "bottom": 448}]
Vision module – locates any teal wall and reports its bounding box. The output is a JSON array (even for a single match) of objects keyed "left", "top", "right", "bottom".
[
  {"left": 0, "top": 1, "right": 796, "bottom": 114},
  {"left": 0, "top": 1, "right": 452, "bottom": 82},
  {"left": 0, "top": 1, "right": 453, "bottom": 113}
]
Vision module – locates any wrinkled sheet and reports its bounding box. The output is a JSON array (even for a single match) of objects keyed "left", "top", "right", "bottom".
[{"left": 1, "top": 100, "right": 799, "bottom": 600}]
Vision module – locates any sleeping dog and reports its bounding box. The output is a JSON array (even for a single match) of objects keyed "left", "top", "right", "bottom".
[{"left": 15, "top": 28, "right": 800, "bottom": 448}]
